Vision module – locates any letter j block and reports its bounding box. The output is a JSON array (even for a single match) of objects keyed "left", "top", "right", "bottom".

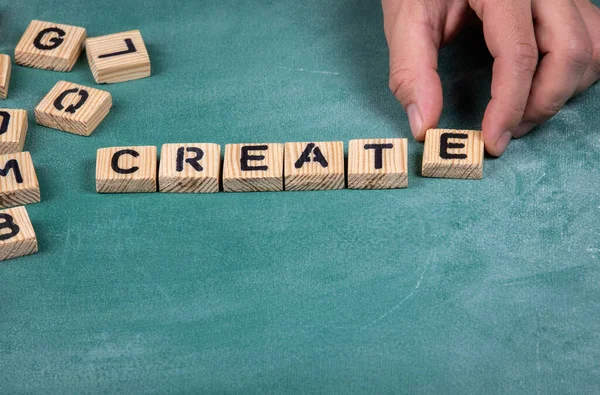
[
  {"left": 422, "top": 129, "right": 484, "bottom": 179},
  {"left": 96, "top": 146, "right": 157, "bottom": 193}
]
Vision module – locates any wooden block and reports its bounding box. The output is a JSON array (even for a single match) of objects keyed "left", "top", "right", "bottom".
[
  {"left": 0, "top": 109, "right": 28, "bottom": 154},
  {"left": 86, "top": 30, "right": 151, "bottom": 84},
  {"left": 0, "top": 152, "right": 41, "bottom": 209},
  {"left": 35, "top": 81, "right": 112, "bottom": 136},
  {"left": 15, "top": 20, "right": 86, "bottom": 72},
  {"left": 159, "top": 143, "right": 221, "bottom": 193},
  {"left": 96, "top": 146, "right": 157, "bottom": 193},
  {"left": 284, "top": 141, "right": 344, "bottom": 191},
  {"left": 223, "top": 143, "right": 283, "bottom": 192},
  {"left": 348, "top": 138, "right": 408, "bottom": 189},
  {"left": 0, "top": 55, "right": 11, "bottom": 99},
  {"left": 0, "top": 206, "right": 38, "bottom": 261},
  {"left": 422, "top": 129, "right": 484, "bottom": 179}
]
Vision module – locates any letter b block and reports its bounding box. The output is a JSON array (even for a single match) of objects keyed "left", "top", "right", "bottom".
[
  {"left": 0, "top": 206, "right": 38, "bottom": 261},
  {"left": 223, "top": 143, "right": 284, "bottom": 192},
  {"left": 159, "top": 143, "right": 221, "bottom": 193},
  {"left": 96, "top": 146, "right": 157, "bottom": 193},
  {"left": 422, "top": 129, "right": 484, "bottom": 179},
  {"left": 348, "top": 138, "right": 408, "bottom": 189}
]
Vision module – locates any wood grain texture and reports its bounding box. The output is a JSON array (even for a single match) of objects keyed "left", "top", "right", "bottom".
[
  {"left": 0, "top": 55, "right": 11, "bottom": 99},
  {"left": 0, "top": 152, "right": 41, "bottom": 209},
  {"left": 159, "top": 143, "right": 220, "bottom": 193},
  {"left": 348, "top": 138, "right": 408, "bottom": 189},
  {"left": 223, "top": 143, "right": 283, "bottom": 192},
  {"left": 86, "top": 30, "right": 151, "bottom": 84},
  {"left": 422, "top": 129, "right": 484, "bottom": 179},
  {"left": 96, "top": 146, "right": 157, "bottom": 193},
  {"left": 15, "top": 20, "right": 86, "bottom": 72},
  {"left": 35, "top": 80, "right": 112, "bottom": 136},
  {"left": 0, "top": 206, "right": 38, "bottom": 261},
  {"left": 284, "top": 141, "right": 344, "bottom": 191},
  {"left": 0, "top": 109, "right": 28, "bottom": 154}
]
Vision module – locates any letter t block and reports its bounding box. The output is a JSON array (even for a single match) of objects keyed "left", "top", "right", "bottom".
[{"left": 348, "top": 138, "right": 408, "bottom": 189}]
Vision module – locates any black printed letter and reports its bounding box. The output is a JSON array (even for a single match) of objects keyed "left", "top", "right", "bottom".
[
  {"left": 240, "top": 145, "right": 268, "bottom": 171},
  {"left": 111, "top": 149, "right": 139, "bottom": 174},
  {"left": 98, "top": 38, "right": 137, "bottom": 59},
  {"left": 0, "top": 111, "right": 10, "bottom": 136},
  {"left": 294, "top": 143, "right": 328, "bottom": 169},
  {"left": 53, "top": 88, "right": 89, "bottom": 114},
  {"left": 440, "top": 133, "right": 468, "bottom": 160},
  {"left": 176, "top": 147, "right": 204, "bottom": 172},
  {"left": 364, "top": 143, "right": 393, "bottom": 170},
  {"left": 0, "top": 213, "right": 20, "bottom": 241},
  {"left": 33, "top": 27, "right": 66, "bottom": 50},
  {"left": 0, "top": 160, "right": 23, "bottom": 183}
]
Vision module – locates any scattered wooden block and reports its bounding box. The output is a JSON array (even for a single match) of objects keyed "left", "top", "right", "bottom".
[
  {"left": 0, "top": 206, "right": 38, "bottom": 261},
  {"left": 223, "top": 143, "right": 283, "bottom": 192},
  {"left": 14, "top": 20, "right": 86, "bottom": 72},
  {"left": 0, "top": 152, "right": 41, "bottom": 209},
  {"left": 96, "top": 146, "right": 157, "bottom": 193},
  {"left": 159, "top": 143, "right": 221, "bottom": 193},
  {"left": 35, "top": 81, "right": 112, "bottom": 136},
  {"left": 284, "top": 141, "right": 344, "bottom": 191},
  {"left": 0, "top": 109, "right": 28, "bottom": 154},
  {"left": 86, "top": 30, "right": 151, "bottom": 84},
  {"left": 422, "top": 129, "right": 484, "bottom": 179},
  {"left": 0, "top": 55, "right": 11, "bottom": 99},
  {"left": 348, "top": 138, "right": 408, "bottom": 189}
]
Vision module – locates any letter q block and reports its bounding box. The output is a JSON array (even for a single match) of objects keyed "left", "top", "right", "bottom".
[
  {"left": 0, "top": 206, "right": 38, "bottom": 261},
  {"left": 96, "top": 146, "right": 157, "bottom": 193}
]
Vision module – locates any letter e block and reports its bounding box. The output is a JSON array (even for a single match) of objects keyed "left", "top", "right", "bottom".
[
  {"left": 0, "top": 206, "right": 38, "bottom": 261},
  {"left": 0, "top": 152, "right": 41, "bottom": 209},
  {"left": 0, "top": 110, "right": 28, "bottom": 154},
  {"left": 348, "top": 138, "right": 408, "bottom": 189},
  {"left": 0, "top": 55, "right": 11, "bottom": 99},
  {"left": 86, "top": 30, "right": 151, "bottom": 84},
  {"left": 223, "top": 143, "right": 283, "bottom": 192},
  {"left": 159, "top": 143, "right": 220, "bottom": 193},
  {"left": 284, "top": 141, "right": 344, "bottom": 191},
  {"left": 15, "top": 20, "right": 86, "bottom": 72},
  {"left": 96, "top": 146, "right": 157, "bottom": 193},
  {"left": 422, "top": 129, "right": 484, "bottom": 179},
  {"left": 35, "top": 81, "right": 112, "bottom": 136}
]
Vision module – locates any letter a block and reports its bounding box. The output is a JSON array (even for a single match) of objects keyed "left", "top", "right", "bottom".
[
  {"left": 284, "top": 141, "right": 344, "bottom": 191},
  {"left": 35, "top": 81, "right": 112, "bottom": 136},
  {"left": 348, "top": 138, "right": 408, "bottom": 189},
  {"left": 422, "top": 129, "right": 484, "bottom": 179},
  {"left": 0, "top": 152, "right": 41, "bottom": 209},
  {"left": 15, "top": 20, "right": 86, "bottom": 72},
  {"left": 159, "top": 143, "right": 220, "bottom": 193},
  {"left": 0, "top": 55, "right": 11, "bottom": 99},
  {"left": 223, "top": 143, "right": 284, "bottom": 192},
  {"left": 86, "top": 30, "right": 151, "bottom": 84},
  {"left": 0, "top": 206, "right": 38, "bottom": 261},
  {"left": 96, "top": 146, "right": 157, "bottom": 193},
  {"left": 0, "top": 109, "right": 28, "bottom": 154}
]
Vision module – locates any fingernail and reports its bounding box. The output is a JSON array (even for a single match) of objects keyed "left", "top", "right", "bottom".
[
  {"left": 513, "top": 122, "right": 536, "bottom": 138},
  {"left": 406, "top": 104, "right": 423, "bottom": 139},
  {"left": 493, "top": 131, "right": 513, "bottom": 157}
]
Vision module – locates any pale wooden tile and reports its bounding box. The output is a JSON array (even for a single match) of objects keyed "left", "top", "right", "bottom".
[
  {"left": 0, "top": 109, "right": 28, "bottom": 154},
  {"left": 348, "top": 138, "right": 408, "bottom": 189},
  {"left": 159, "top": 143, "right": 220, "bottom": 193},
  {"left": 422, "top": 129, "right": 484, "bottom": 179},
  {"left": 223, "top": 143, "right": 283, "bottom": 192},
  {"left": 0, "top": 55, "right": 11, "bottom": 99},
  {"left": 284, "top": 141, "right": 344, "bottom": 191},
  {"left": 96, "top": 146, "right": 157, "bottom": 193},
  {"left": 0, "top": 152, "right": 41, "bottom": 209},
  {"left": 0, "top": 206, "right": 38, "bottom": 261}
]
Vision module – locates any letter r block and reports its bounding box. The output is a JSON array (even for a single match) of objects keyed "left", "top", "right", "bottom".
[
  {"left": 159, "top": 143, "right": 221, "bottom": 193},
  {"left": 0, "top": 206, "right": 38, "bottom": 261},
  {"left": 422, "top": 129, "right": 484, "bottom": 179},
  {"left": 284, "top": 141, "right": 344, "bottom": 191},
  {"left": 223, "top": 143, "right": 283, "bottom": 192},
  {"left": 348, "top": 138, "right": 408, "bottom": 189},
  {"left": 0, "top": 152, "right": 41, "bottom": 209},
  {"left": 96, "top": 146, "right": 157, "bottom": 193}
]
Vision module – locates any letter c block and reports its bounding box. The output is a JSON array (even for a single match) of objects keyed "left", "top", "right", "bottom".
[{"left": 96, "top": 146, "right": 157, "bottom": 193}]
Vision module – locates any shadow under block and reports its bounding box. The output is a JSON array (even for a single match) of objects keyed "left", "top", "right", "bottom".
[
  {"left": 96, "top": 146, "right": 157, "bottom": 193},
  {"left": 0, "top": 55, "right": 11, "bottom": 99},
  {"left": 0, "top": 152, "right": 41, "bottom": 209},
  {"left": 35, "top": 81, "right": 112, "bottom": 136},
  {"left": 348, "top": 138, "right": 408, "bottom": 189},
  {"left": 86, "top": 30, "right": 151, "bottom": 84},
  {"left": 223, "top": 143, "right": 283, "bottom": 192},
  {"left": 159, "top": 144, "right": 220, "bottom": 193},
  {"left": 0, "top": 109, "right": 28, "bottom": 154},
  {"left": 284, "top": 141, "right": 344, "bottom": 191},
  {"left": 0, "top": 206, "right": 38, "bottom": 261},
  {"left": 15, "top": 20, "right": 86, "bottom": 72},
  {"left": 422, "top": 129, "right": 484, "bottom": 179}
]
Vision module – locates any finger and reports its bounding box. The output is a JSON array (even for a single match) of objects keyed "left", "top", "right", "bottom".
[
  {"left": 573, "top": 0, "right": 600, "bottom": 92},
  {"left": 469, "top": 0, "right": 538, "bottom": 156},
  {"left": 513, "top": 0, "right": 592, "bottom": 138}
]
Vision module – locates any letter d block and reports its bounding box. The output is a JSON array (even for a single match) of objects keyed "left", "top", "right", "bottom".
[
  {"left": 0, "top": 206, "right": 38, "bottom": 261},
  {"left": 223, "top": 143, "right": 283, "bottom": 192},
  {"left": 35, "top": 81, "right": 112, "bottom": 136},
  {"left": 422, "top": 129, "right": 484, "bottom": 179},
  {"left": 0, "top": 54, "right": 11, "bottom": 100},
  {"left": 15, "top": 20, "right": 86, "bottom": 72},
  {"left": 348, "top": 138, "right": 408, "bottom": 189},
  {"left": 159, "top": 143, "right": 221, "bottom": 193},
  {"left": 97, "top": 146, "right": 157, "bottom": 193},
  {"left": 0, "top": 152, "right": 40, "bottom": 209},
  {"left": 284, "top": 141, "right": 344, "bottom": 191},
  {"left": 0, "top": 109, "right": 28, "bottom": 154}
]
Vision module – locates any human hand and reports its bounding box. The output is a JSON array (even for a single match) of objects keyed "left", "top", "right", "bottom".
[{"left": 382, "top": 0, "right": 600, "bottom": 156}]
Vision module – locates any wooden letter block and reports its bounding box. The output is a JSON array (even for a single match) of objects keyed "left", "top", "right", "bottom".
[
  {"left": 159, "top": 143, "right": 220, "bottom": 193},
  {"left": 35, "top": 81, "right": 112, "bottom": 136},
  {"left": 422, "top": 129, "right": 484, "bottom": 179},
  {"left": 0, "top": 206, "right": 38, "bottom": 261},
  {"left": 96, "top": 146, "right": 157, "bottom": 193},
  {"left": 86, "top": 30, "right": 151, "bottom": 84},
  {"left": 223, "top": 143, "right": 283, "bottom": 192},
  {"left": 15, "top": 20, "right": 86, "bottom": 72},
  {"left": 0, "top": 152, "right": 41, "bottom": 209},
  {"left": 0, "top": 109, "right": 28, "bottom": 154},
  {"left": 348, "top": 138, "right": 408, "bottom": 189},
  {"left": 284, "top": 141, "right": 344, "bottom": 191},
  {"left": 0, "top": 55, "right": 11, "bottom": 99}
]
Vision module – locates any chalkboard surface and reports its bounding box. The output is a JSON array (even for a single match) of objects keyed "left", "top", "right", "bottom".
[{"left": 1, "top": 0, "right": 599, "bottom": 393}]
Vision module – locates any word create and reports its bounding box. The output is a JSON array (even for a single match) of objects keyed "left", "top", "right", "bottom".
[{"left": 0, "top": 206, "right": 38, "bottom": 261}]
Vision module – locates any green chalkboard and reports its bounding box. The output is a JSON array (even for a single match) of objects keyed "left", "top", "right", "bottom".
[{"left": 1, "top": 0, "right": 599, "bottom": 393}]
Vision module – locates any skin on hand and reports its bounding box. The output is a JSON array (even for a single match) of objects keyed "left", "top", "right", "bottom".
[{"left": 383, "top": 0, "right": 600, "bottom": 156}]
